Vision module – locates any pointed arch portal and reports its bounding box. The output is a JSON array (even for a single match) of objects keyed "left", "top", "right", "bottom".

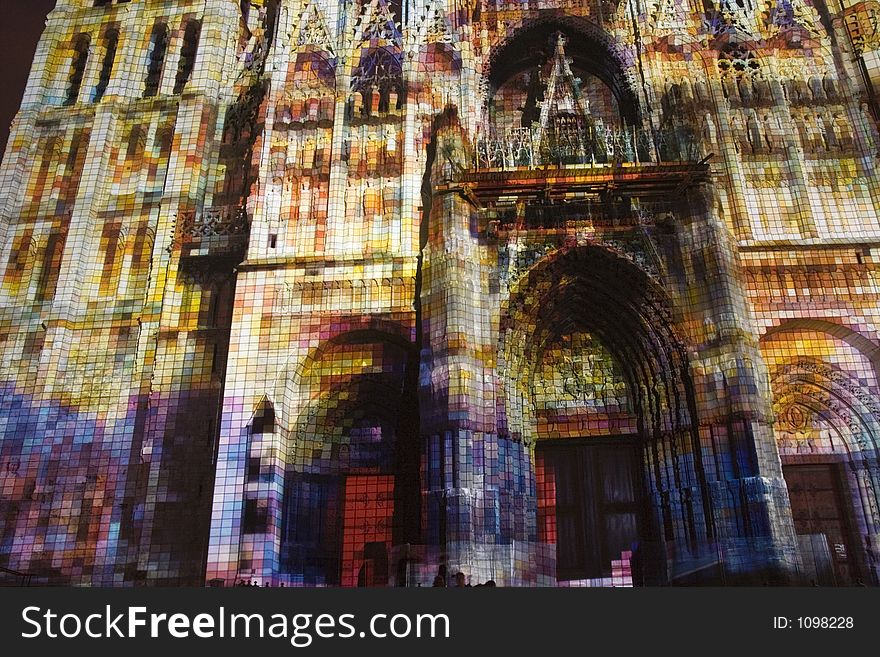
[{"left": 500, "top": 245, "right": 713, "bottom": 585}]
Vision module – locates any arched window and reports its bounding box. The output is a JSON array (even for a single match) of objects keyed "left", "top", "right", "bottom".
[
  {"left": 173, "top": 20, "right": 201, "bottom": 94},
  {"left": 93, "top": 27, "right": 119, "bottom": 102},
  {"left": 98, "top": 222, "right": 123, "bottom": 296},
  {"left": 4, "top": 229, "right": 34, "bottom": 297},
  {"left": 64, "top": 34, "right": 91, "bottom": 107},
  {"left": 122, "top": 124, "right": 147, "bottom": 184},
  {"left": 144, "top": 22, "right": 169, "bottom": 97},
  {"left": 35, "top": 231, "right": 66, "bottom": 302}
]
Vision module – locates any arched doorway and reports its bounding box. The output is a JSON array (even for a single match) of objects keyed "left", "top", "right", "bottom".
[
  {"left": 530, "top": 329, "right": 647, "bottom": 582},
  {"left": 767, "top": 356, "right": 880, "bottom": 586},
  {"left": 280, "top": 330, "right": 419, "bottom": 586},
  {"left": 499, "top": 245, "right": 713, "bottom": 585}
]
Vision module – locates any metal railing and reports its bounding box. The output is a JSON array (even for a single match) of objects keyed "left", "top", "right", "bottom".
[
  {"left": 473, "top": 122, "right": 699, "bottom": 170},
  {"left": 178, "top": 206, "right": 250, "bottom": 241}
]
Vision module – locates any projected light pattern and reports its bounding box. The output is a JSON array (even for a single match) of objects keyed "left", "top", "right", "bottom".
[{"left": 0, "top": 0, "right": 879, "bottom": 588}]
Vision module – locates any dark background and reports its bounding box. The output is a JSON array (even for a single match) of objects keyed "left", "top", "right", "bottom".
[{"left": 0, "top": 1, "right": 56, "bottom": 154}]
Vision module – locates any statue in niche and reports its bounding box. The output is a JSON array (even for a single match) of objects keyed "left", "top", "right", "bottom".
[
  {"left": 816, "top": 113, "right": 834, "bottom": 151},
  {"left": 366, "top": 134, "right": 380, "bottom": 170},
  {"left": 803, "top": 112, "right": 822, "bottom": 152},
  {"left": 301, "top": 178, "right": 312, "bottom": 221},
  {"left": 302, "top": 138, "right": 315, "bottom": 170},
  {"left": 368, "top": 85, "right": 380, "bottom": 116},
  {"left": 860, "top": 103, "right": 880, "bottom": 150},
  {"left": 732, "top": 112, "right": 749, "bottom": 153},
  {"left": 679, "top": 79, "right": 694, "bottom": 105},
  {"left": 322, "top": 137, "right": 333, "bottom": 172},
  {"left": 270, "top": 147, "right": 285, "bottom": 183},
  {"left": 382, "top": 176, "right": 397, "bottom": 220},
  {"left": 746, "top": 109, "right": 763, "bottom": 152},
  {"left": 388, "top": 89, "right": 399, "bottom": 115},
  {"left": 314, "top": 136, "right": 327, "bottom": 172},
  {"left": 753, "top": 78, "right": 770, "bottom": 103},
  {"left": 363, "top": 179, "right": 383, "bottom": 222},
  {"left": 346, "top": 134, "right": 360, "bottom": 171},
  {"left": 808, "top": 76, "right": 826, "bottom": 103},
  {"left": 761, "top": 112, "right": 781, "bottom": 151},
  {"left": 738, "top": 77, "right": 754, "bottom": 105},
  {"left": 385, "top": 129, "right": 397, "bottom": 162},
  {"left": 769, "top": 78, "right": 786, "bottom": 105},
  {"left": 722, "top": 77, "right": 739, "bottom": 103},
  {"left": 320, "top": 96, "right": 334, "bottom": 122},
  {"left": 345, "top": 179, "right": 362, "bottom": 249},
  {"left": 702, "top": 111, "right": 718, "bottom": 146},
  {"left": 832, "top": 113, "right": 853, "bottom": 148},
  {"left": 793, "top": 114, "right": 810, "bottom": 151},
  {"left": 695, "top": 79, "right": 709, "bottom": 104},
  {"left": 287, "top": 176, "right": 300, "bottom": 222}
]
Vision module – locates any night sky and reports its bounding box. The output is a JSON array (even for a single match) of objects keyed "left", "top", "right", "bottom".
[{"left": 0, "top": 1, "right": 57, "bottom": 155}]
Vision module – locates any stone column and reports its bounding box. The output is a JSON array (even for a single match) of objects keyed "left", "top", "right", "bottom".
[
  {"left": 419, "top": 113, "right": 535, "bottom": 585},
  {"left": 669, "top": 183, "right": 802, "bottom": 583}
]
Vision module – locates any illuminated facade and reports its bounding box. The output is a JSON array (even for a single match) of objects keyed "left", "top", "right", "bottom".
[{"left": 1, "top": 0, "right": 879, "bottom": 587}]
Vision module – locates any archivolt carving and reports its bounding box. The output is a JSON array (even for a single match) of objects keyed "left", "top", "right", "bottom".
[{"left": 775, "top": 360, "right": 880, "bottom": 422}]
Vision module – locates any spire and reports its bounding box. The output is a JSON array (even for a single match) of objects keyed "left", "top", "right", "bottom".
[
  {"left": 297, "top": 0, "right": 335, "bottom": 54},
  {"left": 535, "top": 34, "right": 593, "bottom": 164},
  {"left": 356, "top": 0, "right": 403, "bottom": 46},
  {"left": 536, "top": 34, "right": 591, "bottom": 131}
]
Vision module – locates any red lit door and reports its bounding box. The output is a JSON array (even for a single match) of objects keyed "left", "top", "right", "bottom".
[{"left": 340, "top": 475, "right": 395, "bottom": 587}]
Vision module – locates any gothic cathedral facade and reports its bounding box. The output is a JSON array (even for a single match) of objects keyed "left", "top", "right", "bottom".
[{"left": 1, "top": 0, "right": 880, "bottom": 587}]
